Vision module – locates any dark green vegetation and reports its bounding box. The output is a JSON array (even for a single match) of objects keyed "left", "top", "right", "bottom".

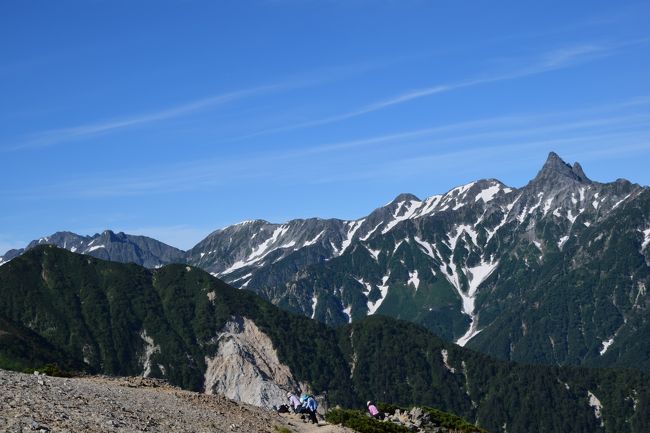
[
  {"left": 1, "top": 246, "right": 650, "bottom": 433},
  {"left": 341, "top": 318, "right": 650, "bottom": 433},
  {"left": 326, "top": 409, "right": 411, "bottom": 433},
  {"left": 470, "top": 187, "right": 650, "bottom": 373},
  {"left": 0, "top": 245, "right": 353, "bottom": 403},
  {"left": 377, "top": 404, "right": 488, "bottom": 433},
  {"left": 326, "top": 405, "right": 487, "bottom": 433},
  {"left": 0, "top": 314, "right": 82, "bottom": 373}
]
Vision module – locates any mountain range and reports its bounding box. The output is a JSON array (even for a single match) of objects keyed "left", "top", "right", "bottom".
[
  {"left": 2, "top": 152, "right": 649, "bottom": 373},
  {"left": 1, "top": 245, "right": 649, "bottom": 433}
]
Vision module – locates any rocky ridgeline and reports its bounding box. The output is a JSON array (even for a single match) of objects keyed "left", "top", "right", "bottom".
[{"left": 0, "top": 369, "right": 352, "bottom": 433}]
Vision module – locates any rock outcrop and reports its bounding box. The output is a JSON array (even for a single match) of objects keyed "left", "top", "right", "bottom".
[{"left": 204, "top": 316, "right": 300, "bottom": 408}]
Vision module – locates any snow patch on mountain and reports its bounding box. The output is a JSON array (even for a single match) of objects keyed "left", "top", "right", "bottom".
[
  {"left": 449, "top": 182, "right": 476, "bottom": 197},
  {"left": 475, "top": 184, "right": 501, "bottom": 203},
  {"left": 382, "top": 200, "right": 421, "bottom": 234},
  {"left": 221, "top": 226, "right": 289, "bottom": 274},
  {"left": 393, "top": 240, "right": 405, "bottom": 254},
  {"left": 567, "top": 209, "right": 580, "bottom": 224},
  {"left": 365, "top": 245, "right": 381, "bottom": 261},
  {"left": 558, "top": 235, "right": 569, "bottom": 249},
  {"left": 304, "top": 230, "right": 325, "bottom": 246},
  {"left": 414, "top": 236, "right": 436, "bottom": 260},
  {"left": 448, "top": 225, "right": 477, "bottom": 251},
  {"left": 455, "top": 260, "right": 499, "bottom": 347},
  {"left": 311, "top": 295, "right": 318, "bottom": 319},
  {"left": 543, "top": 198, "right": 554, "bottom": 216},
  {"left": 600, "top": 337, "right": 615, "bottom": 356},
  {"left": 337, "top": 219, "right": 365, "bottom": 256},
  {"left": 527, "top": 192, "right": 545, "bottom": 216},
  {"left": 343, "top": 305, "right": 352, "bottom": 323},
  {"left": 612, "top": 193, "right": 632, "bottom": 210},
  {"left": 408, "top": 270, "right": 420, "bottom": 290},
  {"left": 367, "top": 274, "right": 390, "bottom": 315},
  {"left": 234, "top": 220, "right": 259, "bottom": 226},
  {"left": 415, "top": 195, "right": 442, "bottom": 217},
  {"left": 360, "top": 223, "right": 382, "bottom": 241},
  {"left": 356, "top": 278, "right": 373, "bottom": 294},
  {"left": 641, "top": 228, "right": 650, "bottom": 251},
  {"left": 487, "top": 207, "right": 513, "bottom": 241},
  {"left": 86, "top": 245, "right": 105, "bottom": 253},
  {"left": 229, "top": 273, "right": 253, "bottom": 283}
]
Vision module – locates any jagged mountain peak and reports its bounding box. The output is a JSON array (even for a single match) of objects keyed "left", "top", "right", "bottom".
[
  {"left": 388, "top": 192, "right": 422, "bottom": 205},
  {"left": 571, "top": 161, "right": 590, "bottom": 181},
  {"left": 531, "top": 151, "right": 591, "bottom": 187},
  {"left": 95, "top": 229, "right": 123, "bottom": 241}
]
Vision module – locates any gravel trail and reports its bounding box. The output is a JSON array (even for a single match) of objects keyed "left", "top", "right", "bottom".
[{"left": 0, "top": 369, "right": 353, "bottom": 433}]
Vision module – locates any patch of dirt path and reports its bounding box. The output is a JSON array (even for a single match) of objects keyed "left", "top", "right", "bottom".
[{"left": 0, "top": 369, "right": 355, "bottom": 433}]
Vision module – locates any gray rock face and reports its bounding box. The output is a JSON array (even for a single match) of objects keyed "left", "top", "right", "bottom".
[
  {"left": 531, "top": 151, "right": 592, "bottom": 185},
  {"left": 203, "top": 316, "right": 300, "bottom": 408}
]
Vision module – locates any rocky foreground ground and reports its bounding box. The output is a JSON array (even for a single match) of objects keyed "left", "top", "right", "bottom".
[{"left": 0, "top": 369, "right": 353, "bottom": 433}]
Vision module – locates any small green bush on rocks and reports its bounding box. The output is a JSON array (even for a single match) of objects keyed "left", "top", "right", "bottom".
[{"left": 325, "top": 409, "right": 411, "bottom": 433}]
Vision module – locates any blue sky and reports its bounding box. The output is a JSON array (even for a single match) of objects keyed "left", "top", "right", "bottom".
[{"left": 1, "top": 0, "right": 649, "bottom": 253}]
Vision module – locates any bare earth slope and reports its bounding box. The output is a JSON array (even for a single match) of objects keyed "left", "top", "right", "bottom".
[{"left": 0, "top": 369, "right": 352, "bottom": 433}]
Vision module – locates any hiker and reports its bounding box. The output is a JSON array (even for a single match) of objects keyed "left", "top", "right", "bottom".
[
  {"left": 287, "top": 391, "right": 302, "bottom": 413},
  {"left": 300, "top": 394, "right": 319, "bottom": 424},
  {"left": 367, "top": 401, "right": 384, "bottom": 420}
]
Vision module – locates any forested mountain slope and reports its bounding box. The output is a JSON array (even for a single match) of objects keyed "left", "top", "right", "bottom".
[
  {"left": 3, "top": 152, "right": 649, "bottom": 374},
  {"left": 0, "top": 246, "right": 649, "bottom": 433}
]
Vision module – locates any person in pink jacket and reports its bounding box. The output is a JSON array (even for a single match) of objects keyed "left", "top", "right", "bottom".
[
  {"left": 367, "top": 401, "right": 384, "bottom": 420},
  {"left": 287, "top": 392, "right": 302, "bottom": 413}
]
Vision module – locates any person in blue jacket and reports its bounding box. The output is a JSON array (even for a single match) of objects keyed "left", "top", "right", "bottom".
[{"left": 300, "top": 394, "right": 318, "bottom": 424}]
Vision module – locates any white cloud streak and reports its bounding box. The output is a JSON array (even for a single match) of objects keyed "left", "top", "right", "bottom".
[
  {"left": 3, "top": 60, "right": 388, "bottom": 152},
  {"left": 5, "top": 84, "right": 286, "bottom": 151},
  {"left": 240, "top": 41, "right": 639, "bottom": 138},
  {"left": 7, "top": 95, "right": 648, "bottom": 199}
]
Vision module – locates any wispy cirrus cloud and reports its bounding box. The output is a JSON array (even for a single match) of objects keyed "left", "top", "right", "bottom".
[
  {"left": 239, "top": 40, "right": 644, "bottom": 139},
  {"left": 6, "top": 85, "right": 282, "bottom": 151},
  {"left": 7, "top": 95, "right": 649, "bottom": 199},
  {"left": 3, "top": 60, "right": 387, "bottom": 152}
]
